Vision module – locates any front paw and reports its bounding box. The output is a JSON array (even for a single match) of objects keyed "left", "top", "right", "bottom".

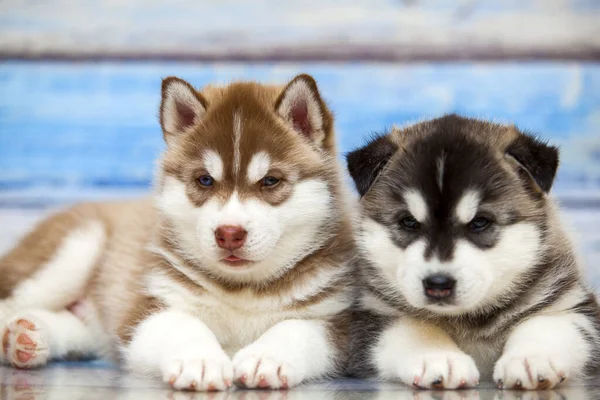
[
  {"left": 493, "top": 352, "right": 569, "bottom": 390},
  {"left": 233, "top": 343, "right": 304, "bottom": 389},
  {"left": 162, "top": 349, "right": 233, "bottom": 391},
  {"left": 396, "top": 350, "right": 480, "bottom": 389},
  {"left": 2, "top": 315, "right": 50, "bottom": 369}
]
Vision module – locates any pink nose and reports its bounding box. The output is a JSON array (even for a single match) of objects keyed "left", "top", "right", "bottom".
[{"left": 215, "top": 225, "right": 247, "bottom": 250}]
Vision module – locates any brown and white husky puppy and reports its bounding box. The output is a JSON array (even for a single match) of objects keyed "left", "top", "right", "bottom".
[
  {"left": 0, "top": 74, "right": 355, "bottom": 391},
  {"left": 345, "top": 115, "right": 600, "bottom": 390}
]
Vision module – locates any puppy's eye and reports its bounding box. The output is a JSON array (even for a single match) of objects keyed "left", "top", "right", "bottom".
[
  {"left": 400, "top": 216, "right": 420, "bottom": 231},
  {"left": 262, "top": 176, "right": 280, "bottom": 187},
  {"left": 198, "top": 175, "right": 214, "bottom": 187},
  {"left": 469, "top": 216, "right": 491, "bottom": 232}
]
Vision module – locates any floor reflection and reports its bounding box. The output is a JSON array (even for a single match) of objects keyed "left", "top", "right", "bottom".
[
  {"left": 1, "top": 365, "right": 599, "bottom": 400},
  {"left": 4, "top": 387, "right": 599, "bottom": 400}
]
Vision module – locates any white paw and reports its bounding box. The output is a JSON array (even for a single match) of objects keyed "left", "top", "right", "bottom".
[
  {"left": 396, "top": 350, "right": 480, "bottom": 389},
  {"left": 493, "top": 352, "right": 570, "bottom": 390},
  {"left": 1, "top": 315, "right": 50, "bottom": 369},
  {"left": 233, "top": 343, "right": 304, "bottom": 389},
  {"left": 162, "top": 350, "right": 233, "bottom": 391}
]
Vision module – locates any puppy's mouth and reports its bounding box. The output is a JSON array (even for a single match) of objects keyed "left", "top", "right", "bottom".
[{"left": 221, "top": 254, "right": 253, "bottom": 267}]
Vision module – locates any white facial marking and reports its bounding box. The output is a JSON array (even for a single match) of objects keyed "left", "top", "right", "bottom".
[
  {"left": 233, "top": 112, "right": 242, "bottom": 177},
  {"left": 359, "top": 214, "right": 542, "bottom": 315},
  {"left": 157, "top": 175, "right": 333, "bottom": 283},
  {"left": 405, "top": 189, "right": 428, "bottom": 222},
  {"left": 403, "top": 223, "right": 540, "bottom": 314},
  {"left": 246, "top": 151, "right": 271, "bottom": 184},
  {"left": 217, "top": 191, "right": 247, "bottom": 227},
  {"left": 436, "top": 152, "right": 446, "bottom": 191},
  {"left": 455, "top": 190, "right": 481, "bottom": 224},
  {"left": 359, "top": 217, "right": 411, "bottom": 293},
  {"left": 203, "top": 150, "right": 224, "bottom": 181},
  {"left": 460, "top": 222, "right": 541, "bottom": 306}
]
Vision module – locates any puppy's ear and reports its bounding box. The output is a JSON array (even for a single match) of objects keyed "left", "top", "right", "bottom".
[
  {"left": 346, "top": 134, "right": 398, "bottom": 196},
  {"left": 275, "top": 74, "right": 334, "bottom": 149},
  {"left": 160, "top": 77, "right": 207, "bottom": 143},
  {"left": 506, "top": 132, "right": 559, "bottom": 193}
]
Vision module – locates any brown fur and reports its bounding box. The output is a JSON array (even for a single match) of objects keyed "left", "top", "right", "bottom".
[
  {"left": 0, "top": 75, "right": 356, "bottom": 377},
  {"left": 149, "top": 75, "right": 352, "bottom": 297},
  {"left": 0, "top": 204, "right": 102, "bottom": 299}
]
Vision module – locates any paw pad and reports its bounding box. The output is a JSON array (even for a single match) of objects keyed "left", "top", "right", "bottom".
[{"left": 1, "top": 317, "right": 50, "bottom": 369}]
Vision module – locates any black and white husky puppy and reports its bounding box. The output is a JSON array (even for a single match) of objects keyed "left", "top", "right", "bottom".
[{"left": 346, "top": 114, "right": 600, "bottom": 390}]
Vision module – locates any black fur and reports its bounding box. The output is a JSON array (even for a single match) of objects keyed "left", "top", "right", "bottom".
[
  {"left": 347, "top": 114, "right": 600, "bottom": 383},
  {"left": 345, "top": 308, "right": 393, "bottom": 378},
  {"left": 507, "top": 133, "right": 559, "bottom": 193},
  {"left": 358, "top": 117, "right": 520, "bottom": 263},
  {"left": 346, "top": 134, "right": 397, "bottom": 197},
  {"left": 570, "top": 294, "right": 600, "bottom": 374}
]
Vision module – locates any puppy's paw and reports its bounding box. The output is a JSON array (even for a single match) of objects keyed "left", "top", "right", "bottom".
[
  {"left": 396, "top": 350, "right": 480, "bottom": 389},
  {"left": 1, "top": 315, "right": 50, "bottom": 369},
  {"left": 233, "top": 343, "right": 304, "bottom": 389},
  {"left": 493, "top": 352, "right": 570, "bottom": 390},
  {"left": 162, "top": 350, "right": 233, "bottom": 392}
]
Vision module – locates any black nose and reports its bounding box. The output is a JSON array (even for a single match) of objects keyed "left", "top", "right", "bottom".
[{"left": 423, "top": 274, "right": 456, "bottom": 299}]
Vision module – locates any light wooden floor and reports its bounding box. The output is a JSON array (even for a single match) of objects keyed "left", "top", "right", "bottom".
[{"left": 1, "top": 363, "right": 600, "bottom": 400}]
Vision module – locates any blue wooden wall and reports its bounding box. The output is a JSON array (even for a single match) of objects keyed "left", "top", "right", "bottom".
[{"left": 1, "top": 62, "right": 599, "bottom": 195}]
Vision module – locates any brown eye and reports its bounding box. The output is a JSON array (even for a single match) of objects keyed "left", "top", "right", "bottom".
[
  {"left": 262, "top": 176, "right": 280, "bottom": 187},
  {"left": 400, "top": 216, "right": 420, "bottom": 231},
  {"left": 469, "top": 216, "right": 491, "bottom": 233}
]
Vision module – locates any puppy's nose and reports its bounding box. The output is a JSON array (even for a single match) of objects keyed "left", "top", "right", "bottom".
[
  {"left": 423, "top": 274, "right": 456, "bottom": 299},
  {"left": 215, "top": 225, "right": 247, "bottom": 250}
]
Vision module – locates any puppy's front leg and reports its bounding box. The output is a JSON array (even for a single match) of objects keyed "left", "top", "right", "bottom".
[
  {"left": 232, "top": 319, "right": 336, "bottom": 389},
  {"left": 494, "top": 313, "right": 594, "bottom": 390},
  {"left": 122, "top": 310, "right": 233, "bottom": 391},
  {"left": 374, "top": 317, "right": 479, "bottom": 389}
]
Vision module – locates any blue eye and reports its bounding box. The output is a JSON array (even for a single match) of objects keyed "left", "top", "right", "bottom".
[
  {"left": 198, "top": 175, "right": 214, "bottom": 187},
  {"left": 262, "top": 176, "right": 280, "bottom": 187}
]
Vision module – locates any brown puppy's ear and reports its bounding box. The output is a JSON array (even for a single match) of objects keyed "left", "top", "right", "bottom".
[
  {"left": 346, "top": 134, "right": 398, "bottom": 197},
  {"left": 506, "top": 132, "right": 559, "bottom": 193},
  {"left": 160, "top": 77, "right": 207, "bottom": 142},
  {"left": 275, "top": 74, "right": 334, "bottom": 148}
]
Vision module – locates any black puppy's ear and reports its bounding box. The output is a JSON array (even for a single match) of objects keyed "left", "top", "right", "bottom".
[
  {"left": 346, "top": 134, "right": 398, "bottom": 196},
  {"left": 506, "top": 132, "right": 559, "bottom": 193}
]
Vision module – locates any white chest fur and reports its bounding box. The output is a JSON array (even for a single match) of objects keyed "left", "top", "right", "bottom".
[{"left": 145, "top": 270, "right": 347, "bottom": 356}]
